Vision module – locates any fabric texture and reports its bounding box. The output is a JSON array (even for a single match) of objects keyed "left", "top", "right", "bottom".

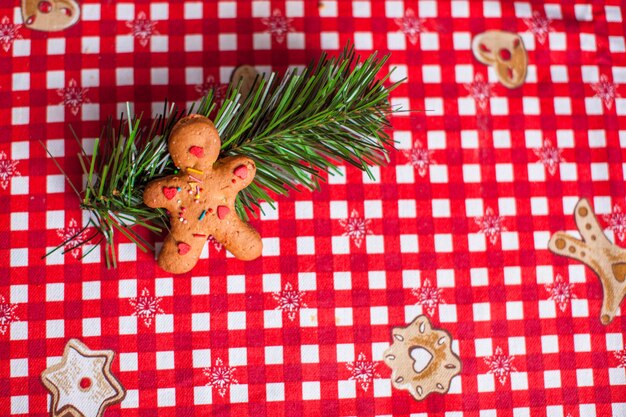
[{"left": 1, "top": 1, "right": 625, "bottom": 416}]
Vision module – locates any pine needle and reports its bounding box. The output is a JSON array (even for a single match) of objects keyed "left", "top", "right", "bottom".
[{"left": 44, "top": 45, "right": 403, "bottom": 266}]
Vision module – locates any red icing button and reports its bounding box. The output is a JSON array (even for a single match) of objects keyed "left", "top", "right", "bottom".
[
  {"left": 178, "top": 242, "right": 191, "bottom": 255},
  {"left": 38, "top": 1, "right": 52, "bottom": 13},
  {"left": 234, "top": 165, "right": 248, "bottom": 179},
  {"left": 163, "top": 187, "right": 178, "bottom": 200},
  {"left": 217, "top": 206, "right": 230, "bottom": 219},
  {"left": 189, "top": 146, "right": 204, "bottom": 158},
  {"left": 79, "top": 377, "right": 91, "bottom": 390}
]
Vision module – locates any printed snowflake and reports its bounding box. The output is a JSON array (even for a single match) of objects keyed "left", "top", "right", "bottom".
[
  {"left": 464, "top": 73, "right": 495, "bottom": 110},
  {"left": 484, "top": 346, "right": 517, "bottom": 385},
  {"left": 57, "top": 79, "right": 89, "bottom": 116},
  {"left": 395, "top": 8, "right": 426, "bottom": 45},
  {"left": 545, "top": 274, "right": 576, "bottom": 312},
  {"left": 273, "top": 282, "right": 307, "bottom": 321},
  {"left": 204, "top": 358, "right": 238, "bottom": 397},
  {"left": 591, "top": 74, "right": 620, "bottom": 110},
  {"left": 207, "top": 235, "right": 224, "bottom": 252},
  {"left": 403, "top": 140, "right": 435, "bottom": 177},
  {"left": 0, "top": 16, "right": 22, "bottom": 52},
  {"left": 262, "top": 9, "right": 293, "bottom": 44},
  {"left": 0, "top": 295, "right": 19, "bottom": 335},
  {"left": 475, "top": 207, "right": 506, "bottom": 245},
  {"left": 604, "top": 204, "right": 626, "bottom": 242},
  {"left": 412, "top": 278, "right": 445, "bottom": 316},
  {"left": 126, "top": 11, "right": 158, "bottom": 47},
  {"left": 129, "top": 288, "right": 165, "bottom": 327},
  {"left": 615, "top": 349, "right": 626, "bottom": 368},
  {"left": 339, "top": 209, "right": 373, "bottom": 248},
  {"left": 0, "top": 151, "right": 20, "bottom": 190},
  {"left": 523, "top": 11, "right": 552, "bottom": 44},
  {"left": 56, "top": 218, "right": 91, "bottom": 259},
  {"left": 195, "top": 75, "right": 227, "bottom": 103},
  {"left": 533, "top": 139, "right": 564, "bottom": 176},
  {"left": 346, "top": 352, "right": 381, "bottom": 392}
]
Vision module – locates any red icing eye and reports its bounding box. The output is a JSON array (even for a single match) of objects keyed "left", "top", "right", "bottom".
[
  {"left": 38, "top": 1, "right": 52, "bottom": 13},
  {"left": 178, "top": 242, "right": 191, "bottom": 255},
  {"left": 234, "top": 165, "right": 248, "bottom": 179},
  {"left": 498, "top": 49, "right": 511, "bottom": 61},
  {"left": 480, "top": 43, "right": 491, "bottom": 53},
  {"left": 61, "top": 7, "right": 72, "bottom": 16},
  {"left": 189, "top": 146, "right": 204, "bottom": 158},
  {"left": 25, "top": 15, "right": 35, "bottom": 25},
  {"left": 217, "top": 206, "right": 230, "bottom": 219},
  {"left": 79, "top": 378, "right": 91, "bottom": 390}
]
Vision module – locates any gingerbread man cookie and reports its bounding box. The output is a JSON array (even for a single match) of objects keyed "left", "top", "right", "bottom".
[
  {"left": 472, "top": 30, "right": 527, "bottom": 89},
  {"left": 41, "top": 339, "right": 125, "bottom": 417},
  {"left": 383, "top": 315, "right": 461, "bottom": 401},
  {"left": 143, "top": 115, "right": 263, "bottom": 274},
  {"left": 548, "top": 198, "right": 626, "bottom": 325},
  {"left": 22, "top": 0, "right": 80, "bottom": 32}
]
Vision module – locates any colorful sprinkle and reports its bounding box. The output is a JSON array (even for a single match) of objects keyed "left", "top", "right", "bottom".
[
  {"left": 187, "top": 167, "right": 204, "bottom": 175},
  {"left": 188, "top": 174, "right": 203, "bottom": 183},
  {"left": 198, "top": 210, "right": 207, "bottom": 220},
  {"left": 193, "top": 233, "right": 207, "bottom": 238}
]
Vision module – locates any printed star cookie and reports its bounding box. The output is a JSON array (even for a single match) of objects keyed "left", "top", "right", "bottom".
[{"left": 41, "top": 339, "right": 125, "bottom": 417}]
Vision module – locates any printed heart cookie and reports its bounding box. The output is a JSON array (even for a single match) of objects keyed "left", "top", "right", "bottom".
[
  {"left": 21, "top": 0, "right": 81, "bottom": 32},
  {"left": 143, "top": 114, "right": 263, "bottom": 274},
  {"left": 472, "top": 30, "right": 527, "bottom": 89}
]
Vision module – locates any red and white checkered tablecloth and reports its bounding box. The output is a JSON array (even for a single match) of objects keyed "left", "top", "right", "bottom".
[{"left": 1, "top": 1, "right": 626, "bottom": 416}]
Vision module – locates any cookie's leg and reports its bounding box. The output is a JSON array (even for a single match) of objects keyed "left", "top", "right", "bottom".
[
  {"left": 212, "top": 217, "right": 263, "bottom": 261},
  {"left": 157, "top": 233, "right": 206, "bottom": 274},
  {"left": 214, "top": 156, "right": 257, "bottom": 191}
]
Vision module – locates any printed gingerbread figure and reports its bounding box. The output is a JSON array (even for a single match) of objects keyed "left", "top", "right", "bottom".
[
  {"left": 143, "top": 115, "right": 263, "bottom": 274},
  {"left": 21, "top": 0, "right": 80, "bottom": 32}
]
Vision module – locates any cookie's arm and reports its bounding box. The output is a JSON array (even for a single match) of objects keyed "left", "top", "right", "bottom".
[
  {"left": 548, "top": 232, "right": 593, "bottom": 268},
  {"left": 573, "top": 199, "right": 612, "bottom": 248},
  {"left": 214, "top": 156, "right": 257, "bottom": 191},
  {"left": 143, "top": 177, "right": 182, "bottom": 212}
]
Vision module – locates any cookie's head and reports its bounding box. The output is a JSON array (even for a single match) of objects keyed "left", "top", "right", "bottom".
[
  {"left": 472, "top": 30, "right": 527, "bottom": 89},
  {"left": 22, "top": 0, "right": 80, "bottom": 32},
  {"left": 168, "top": 115, "right": 222, "bottom": 171}
]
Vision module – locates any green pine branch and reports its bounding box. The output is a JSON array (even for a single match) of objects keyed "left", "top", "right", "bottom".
[{"left": 45, "top": 45, "right": 403, "bottom": 267}]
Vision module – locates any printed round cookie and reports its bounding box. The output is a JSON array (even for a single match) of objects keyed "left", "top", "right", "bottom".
[
  {"left": 383, "top": 315, "right": 462, "bottom": 401},
  {"left": 21, "top": 0, "right": 80, "bottom": 32},
  {"left": 472, "top": 30, "right": 527, "bottom": 89}
]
